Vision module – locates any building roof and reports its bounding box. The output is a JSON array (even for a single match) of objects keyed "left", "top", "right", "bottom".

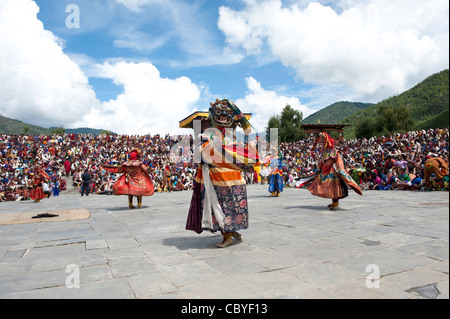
[
  {"left": 300, "top": 123, "right": 352, "bottom": 129},
  {"left": 179, "top": 111, "right": 252, "bottom": 129}
]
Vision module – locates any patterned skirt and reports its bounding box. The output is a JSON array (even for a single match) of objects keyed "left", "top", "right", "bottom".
[
  {"left": 307, "top": 168, "right": 361, "bottom": 199},
  {"left": 186, "top": 165, "right": 248, "bottom": 234}
]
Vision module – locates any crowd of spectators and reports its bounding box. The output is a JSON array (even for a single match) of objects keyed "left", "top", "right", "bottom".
[
  {"left": 0, "top": 127, "right": 448, "bottom": 202},
  {"left": 0, "top": 133, "right": 195, "bottom": 202},
  {"left": 281, "top": 128, "right": 449, "bottom": 192}
]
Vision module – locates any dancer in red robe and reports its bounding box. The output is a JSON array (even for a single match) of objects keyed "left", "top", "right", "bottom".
[
  {"left": 29, "top": 165, "right": 50, "bottom": 202},
  {"left": 102, "top": 148, "right": 154, "bottom": 209},
  {"left": 303, "top": 132, "right": 362, "bottom": 210}
]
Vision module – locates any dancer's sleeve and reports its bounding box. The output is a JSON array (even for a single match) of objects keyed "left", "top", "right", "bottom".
[{"left": 101, "top": 164, "right": 124, "bottom": 174}]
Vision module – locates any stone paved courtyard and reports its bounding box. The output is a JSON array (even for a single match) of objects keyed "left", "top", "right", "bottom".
[{"left": 0, "top": 185, "right": 448, "bottom": 299}]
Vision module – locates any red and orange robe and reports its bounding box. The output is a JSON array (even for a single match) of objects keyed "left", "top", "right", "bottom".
[
  {"left": 29, "top": 167, "right": 50, "bottom": 201},
  {"left": 103, "top": 160, "right": 154, "bottom": 197},
  {"left": 307, "top": 148, "right": 362, "bottom": 200}
]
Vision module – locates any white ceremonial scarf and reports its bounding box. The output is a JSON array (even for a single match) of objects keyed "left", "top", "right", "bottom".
[{"left": 201, "top": 165, "right": 225, "bottom": 230}]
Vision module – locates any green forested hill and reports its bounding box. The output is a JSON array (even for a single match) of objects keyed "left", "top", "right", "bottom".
[
  {"left": 49, "top": 127, "right": 114, "bottom": 135},
  {"left": 341, "top": 69, "right": 449, "bottom": 139},
  {"left": 302, "top": 101, "right": 373, "bottom": 124},
  {"left": 0, "top": 114, "right": 52, "bottom": 135},
  {"left": 0, "top": 114, "right": 114, "bottom": 136}
]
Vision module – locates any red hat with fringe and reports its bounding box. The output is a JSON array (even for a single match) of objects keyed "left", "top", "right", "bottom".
[{"left": 129, "top": 148, "right": 141, "bottom": 160}]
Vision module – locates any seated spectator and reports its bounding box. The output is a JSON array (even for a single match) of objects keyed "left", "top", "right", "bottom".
[
  {"left": 43, "top": 181, "right": 52, "bottom": 198},
  {"left": 370, "top": 172, "right": 382, "bottom": 190},
  {"left": 0, "top": 127, "right": 448, "bottom": 202}
]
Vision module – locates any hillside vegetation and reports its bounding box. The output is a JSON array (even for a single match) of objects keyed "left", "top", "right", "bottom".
[
  {"left": 0, "top": 114, "right": 114, "bottom": 136},
  {"left": 302, "top": 101, "right": 373, "bottom": 124},
  {"left": 0, "top": 115, "right": 52, "bottom": 135},
  {"left": 341, "top": 69, "right": 449, "bottom": 139}
]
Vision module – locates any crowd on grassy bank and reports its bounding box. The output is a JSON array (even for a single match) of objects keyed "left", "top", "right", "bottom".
[
  {"left": 280, "top": 128, "right": 448, "bottom": 191},
  {"left": 0, "top": 127, "right": 448, "bottom": 202}
]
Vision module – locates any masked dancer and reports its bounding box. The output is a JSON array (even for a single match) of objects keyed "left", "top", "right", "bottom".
[
  {"left": 302, "top": 132, "right": 362, "bottom": 209},
  {"left": 102, "top": 148, "right": 154, "bottom": 209},
  {"left": 186, "top": 99, "right": 260, "bottom": 248}
]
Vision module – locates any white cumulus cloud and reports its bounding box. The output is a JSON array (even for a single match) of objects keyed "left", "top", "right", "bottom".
[
  {"left": 73, "top": 61, "right": 201, "bottom": 135},
  {"left": 235, "top": 77, "right": 313, "bottom": 132},
  {"left": 0, "top": 0, "right": 202, "bottom": 135},
  {"left": 0, "top": 0, "right": 100, "bottom": 128},
  {"left": 218, "top": 0, "right": 449, "bottom": 101}
]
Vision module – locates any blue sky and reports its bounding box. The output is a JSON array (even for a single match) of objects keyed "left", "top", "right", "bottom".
[
  {"left": 0, "top": 0, "right": 448, "bottom": 135},
  {"left": 35, "top": 0, "right": 299, "bottom": 102}
]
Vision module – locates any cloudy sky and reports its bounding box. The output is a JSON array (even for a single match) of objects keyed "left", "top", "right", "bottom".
[{"left": 0, "top": 0, "right": 448, "bottom": 135}]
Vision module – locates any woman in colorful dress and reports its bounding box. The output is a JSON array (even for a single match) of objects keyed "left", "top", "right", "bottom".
[
  {"left": 305, "top": 132, "right": 362, "bottom": 209},
  {"left": 186, "top": 99, "right": 259, "bottom": 248},
  {"left": 102, "top": 148, "right": 154, "bottom": 209}
]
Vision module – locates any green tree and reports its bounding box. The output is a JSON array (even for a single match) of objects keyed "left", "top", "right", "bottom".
[
  {"left": 378, "top": 104, "right": 413, "bottom": 134},
  {"left": 266, "top": 115, "right": 281, "bottom": 141},
  {"left": 355, "top": 118, "right": 377, "bottom": 139},
  {"left": 51, "top": 125, "right": 66, "bottom": 135},
  {"left": 23, "top": 126, "right": 30, "bottom": 135},
  {"left": 355, "top": 104, "right": 414, "bottom": 139},
  {"left": 266, "top": 104, "right": 306, "bottom": 142}
]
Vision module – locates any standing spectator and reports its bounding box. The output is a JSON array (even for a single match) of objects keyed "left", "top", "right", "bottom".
[
  {"left": 162, "top": 164, "right": 172, "bottom": 192},
  {"left": 52, "top": 178, "right": 60, "bottom": 196},
  {"left": 81, "top": 169, "right": 91, "bottom": 196},
  {"left": 64, "top": 158, "right": 71, "bottom": 176}
]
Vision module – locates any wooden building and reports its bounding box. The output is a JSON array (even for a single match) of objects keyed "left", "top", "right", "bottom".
[{"left": 301, "top": 123, "right": 351, "bottom": 142}]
